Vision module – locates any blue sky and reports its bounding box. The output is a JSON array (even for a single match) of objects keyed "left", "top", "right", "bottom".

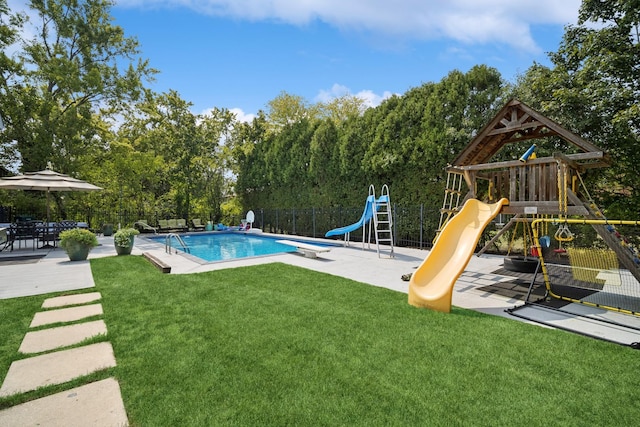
[{"left": 14, "top": 0, "right": 584, "bottom": 121}]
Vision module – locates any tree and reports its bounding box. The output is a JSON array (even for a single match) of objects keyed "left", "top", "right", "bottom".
[
  {"left": 232, "top": 66, "right": 506, "bottom": 211},
  {"left": 309, "top": 118, "right": 340, "bottom": 204},
  {"left": 2, "top": 0, "right": 155, "bottom": 174},
  {"left": 0, "top": 0, "right": 26, "bottom": 170},
  {"left": 318, "top": 94, "right": 367, "bottom": 124},
  {"left": 515, "top": 0, "right": 640, "bottom": 216},
  {"left": 266, "top": 91, "right": 321, "bottom": 131},
  {"left": 116, "top": 90, "right": 233, "bottom": 220}
]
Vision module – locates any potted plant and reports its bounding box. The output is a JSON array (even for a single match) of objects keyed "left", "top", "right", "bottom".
[
  {"left": 59, "top": 228, "right": 99, "bottom": 261},
  {"left": 114, "top": 227, "right": 140, "bottom": 255}
]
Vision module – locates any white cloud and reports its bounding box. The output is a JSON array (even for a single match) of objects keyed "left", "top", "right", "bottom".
[
  {"left": 315, "top": 83, "right": 394, "bottom": 109},
  {"left": 228, "top": 108, "right": 256, "bottom": 123},
  {"left": 200, "top": 107, "right": 256, "bottom": 123},
  {"left": 117, "top": 0, "right": 581, "bottom": 52},
  {"left": 355, "top": 89, "right": 394, "bottom": 109},
  {"left": 315, "top": 83, "right": 351, "bottom": 103}
]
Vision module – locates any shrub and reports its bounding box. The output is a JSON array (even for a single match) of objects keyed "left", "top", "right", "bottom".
[
  {"left": 114, "top": 228, "right": 140, "bottom": 248},
  {"left": 59, "top": 228, "right": 99, "bottom": 250}
]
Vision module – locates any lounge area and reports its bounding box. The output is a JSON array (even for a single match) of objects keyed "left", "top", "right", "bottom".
[
  {"left": 156, "top": 219, "right": 189, "bottom": 233},
  {"left": 190, "top": 218, "right": 206, "bottom": 231},
  {"left": 133, "top": 220, "right": 157, "bottom": 234}
]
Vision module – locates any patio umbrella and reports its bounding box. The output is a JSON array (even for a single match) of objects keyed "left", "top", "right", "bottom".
[{"left": 0, "top": 168, "right": 102, "bottom": 247}]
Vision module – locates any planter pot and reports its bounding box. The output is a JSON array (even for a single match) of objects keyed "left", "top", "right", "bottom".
[
  {"left": 65, "top": 242, "right": 91, "bottom": 261},
  {"left": 115, "top": 236, "right": 134, "bottom": 255},
  {"left": 103, "top": 224, "right": 114, "bottom": 236}
]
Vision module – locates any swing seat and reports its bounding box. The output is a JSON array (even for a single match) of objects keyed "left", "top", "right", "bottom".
[{"left": 539, "top": 235, "right": 551, "bottom": 248}]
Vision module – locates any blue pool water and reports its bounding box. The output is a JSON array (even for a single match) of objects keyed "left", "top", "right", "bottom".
[{"left": 148, "top": 232, "right": 326, "bottom": 262}]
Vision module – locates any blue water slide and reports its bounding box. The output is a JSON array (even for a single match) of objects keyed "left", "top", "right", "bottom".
[{"left": 325, "top": 195, "right": 376, "bottom": 237}]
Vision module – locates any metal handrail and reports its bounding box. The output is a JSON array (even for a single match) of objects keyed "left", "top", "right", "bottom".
[{"left": 165, "top": 233, "right": 190, "bottom": 254}]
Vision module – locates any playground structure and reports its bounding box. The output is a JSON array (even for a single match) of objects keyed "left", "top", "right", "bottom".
[
  {"left": 325, "top": 184, "right": 394, "bottom": 258},
  {"left": 409, "top": 99, "right": 640, "bottom": 316}
]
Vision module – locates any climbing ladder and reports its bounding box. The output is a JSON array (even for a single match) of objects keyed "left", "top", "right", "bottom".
[
  {"left": 436, "top": 169, "right": 465, "bottom": 241},
  {"left": 373, "top": 184, "right": 394, "bottom": 258}
]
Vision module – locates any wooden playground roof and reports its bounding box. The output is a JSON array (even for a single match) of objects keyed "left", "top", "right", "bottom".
[{"left": 452, "top": 99, "right": 609, "bottom": 168}]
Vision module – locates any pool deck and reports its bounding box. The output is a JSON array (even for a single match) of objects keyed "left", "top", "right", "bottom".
[{"left": 0, "top": 232, "right": 529, "bottom": 314}]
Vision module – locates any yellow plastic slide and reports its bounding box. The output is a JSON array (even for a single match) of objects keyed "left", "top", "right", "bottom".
[{"left": 408, "top": 198, "right": 509, "bottom": 313}]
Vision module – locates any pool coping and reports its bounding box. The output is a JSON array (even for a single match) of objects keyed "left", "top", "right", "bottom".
[{"left": 137, "top": 230, "right": 344, "bottom": 266}]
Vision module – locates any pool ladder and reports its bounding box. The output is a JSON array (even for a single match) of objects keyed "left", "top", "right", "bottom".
[{"left": 165, "top": 233, "right": 190, "bottom": 254}]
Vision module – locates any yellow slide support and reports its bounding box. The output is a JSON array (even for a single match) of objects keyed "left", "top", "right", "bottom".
[{"left": 408, "top": 198, "right": 509, "bottom": 313}]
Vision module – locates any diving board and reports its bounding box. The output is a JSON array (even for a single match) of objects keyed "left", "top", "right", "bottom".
[{"left": 276, "top": 240, "right": 331, "bottom": 259}]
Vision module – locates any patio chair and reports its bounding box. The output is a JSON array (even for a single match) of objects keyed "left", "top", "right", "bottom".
[
  {"left": 240, "top": 210, "right": 255, "bottom": 231},
  {"left": 167, "top": 219, "right": 179, "bottom": 231},
  {"left": 36, "top": 222, "right": 59, "bottom": 249},
  {"left": 12, "top": 221, "right": 37, "bottom": 251},
  {"left": 157, "top": 219, "right": 171, "bottom": 232},
  {"left": 57, "top": 220, "right": 78, "bottom": 234},
  {"left": 134, "top": 220, "right": 157, "bottom": 234},
  {"left": 176, "top": 219, "right": 189, "bottom": 232},
  {"left": 0, "top": 226, "right": 14, "bottom": 252},
  {"left": 191, "top": 218, "right": 206, "bottom": 231}
]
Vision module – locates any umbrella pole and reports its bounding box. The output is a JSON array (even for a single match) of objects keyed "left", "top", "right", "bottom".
[{"left": 40, "top": 189, "right": 55, "bottom": 249}]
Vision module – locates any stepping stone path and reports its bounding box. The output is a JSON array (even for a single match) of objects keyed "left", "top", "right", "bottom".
[{"left": 0, "top": 292, "right": 129, "bottom": 426}]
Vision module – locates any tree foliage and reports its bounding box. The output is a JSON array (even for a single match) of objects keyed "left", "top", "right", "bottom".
[
  {"left": 1, "top": 0, "right": 155, "bottom": 174},
  {"left": 233, "top": 65, "right": 505, "bottom": 210},
  {"left": 513, "top": 0, "right": 640, "bottom": 216},
  {"left": 105, "top": 90, "right": 234, "bottom": 221},
  {"left": 0, "top": 0, "right": 26, "bottom": 170}
]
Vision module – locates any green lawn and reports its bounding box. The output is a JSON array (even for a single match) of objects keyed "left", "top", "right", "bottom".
[{"left": 2, "top": 256, "right": 640, "bottom": 425}]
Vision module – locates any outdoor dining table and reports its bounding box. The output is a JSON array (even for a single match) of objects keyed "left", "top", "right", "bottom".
[{"left": 36, "top": 223, "right": 58, "bottom": 249}]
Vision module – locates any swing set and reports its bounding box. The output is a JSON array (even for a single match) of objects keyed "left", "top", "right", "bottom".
[
  {"left": 489, "top": 143, "right": 640, "bottom": 316},
  {"left": 517, "top": 161, "right": 640, "bottom": 316},
  {"left": 439, "top": 99, "right": 640, "bottom": 317}
]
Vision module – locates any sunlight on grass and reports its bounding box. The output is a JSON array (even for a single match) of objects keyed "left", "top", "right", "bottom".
[{"left": 3, "top": 256, "right": 640, "bottom": 424}]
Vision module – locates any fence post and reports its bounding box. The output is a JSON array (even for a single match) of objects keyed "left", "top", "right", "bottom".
[
  {"left": 292, "top": 208, "right": 296, "bottom": 234},
  {"left": 420, "top": 204, "right": 424, "bottom": 249},
  {"left": 312, "top": 207, "right": 316, "bottom": 238},
  {"left": 276, "top": 209, "right": 279, "bottom": 233}
]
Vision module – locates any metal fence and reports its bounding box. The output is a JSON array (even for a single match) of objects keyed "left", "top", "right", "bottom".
[
  {"left": 256, "top": 205, "right": 441, "bottom": 249},
  {"left": 1, "top": 204, "right": 443, "bottom": 248}
]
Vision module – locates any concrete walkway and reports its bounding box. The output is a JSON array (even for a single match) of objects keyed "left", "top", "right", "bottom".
[
  {"left": 0, "top": 237, "right": 141, "bottom": 300},
  {"left": 0, "top": 233, "right": 534, "bottom": 426}
]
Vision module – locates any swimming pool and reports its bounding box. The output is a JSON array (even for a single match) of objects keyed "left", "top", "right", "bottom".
[{"left": 147, "top": 232, "right": 329, "bottom": 262}]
